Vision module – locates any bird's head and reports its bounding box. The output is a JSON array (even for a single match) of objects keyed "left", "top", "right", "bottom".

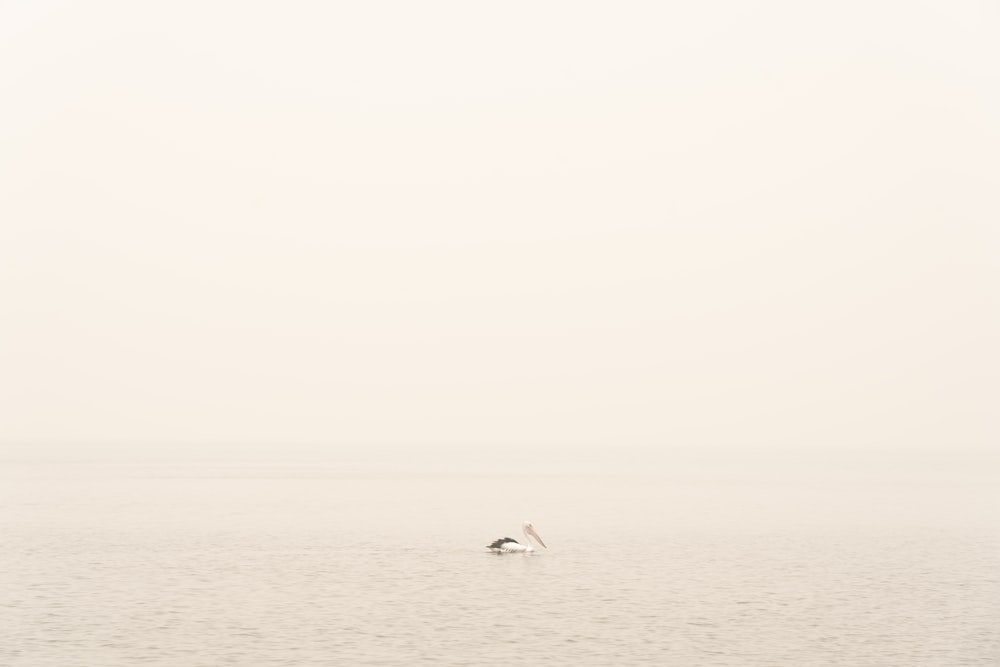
[{"left": 522, "top": 521, "right": 546, "bottom": 548}]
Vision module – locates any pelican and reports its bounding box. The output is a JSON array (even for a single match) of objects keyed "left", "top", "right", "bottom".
[{"left": 487, "top": 521, "right": 547, "bottom": 553}]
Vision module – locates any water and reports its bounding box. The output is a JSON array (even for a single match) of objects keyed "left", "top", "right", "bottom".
[{"left": 1, "top": 445, "right": 997, "bottom": 666}]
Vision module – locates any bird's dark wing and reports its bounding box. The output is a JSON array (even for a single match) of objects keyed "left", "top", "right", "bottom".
[{"left": 487, "top": 537, "right": 520, "bottom": 549}]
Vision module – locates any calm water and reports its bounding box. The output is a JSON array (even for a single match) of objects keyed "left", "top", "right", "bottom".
[{"left": 1, "top": 446, "right": 997, "bottom": 666}]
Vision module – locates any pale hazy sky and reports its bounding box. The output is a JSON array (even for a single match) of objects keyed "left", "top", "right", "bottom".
[{"left": 1, "top": 1, "right": 997, "bottom": 449}]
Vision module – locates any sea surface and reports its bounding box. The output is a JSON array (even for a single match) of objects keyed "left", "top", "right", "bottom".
[{"left": 1, "top": 445, "right": 997, "bottom": 666}]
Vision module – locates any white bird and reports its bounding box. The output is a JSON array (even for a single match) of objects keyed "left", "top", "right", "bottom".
[{"left": 487, "top": 521, "right": 547, "bottom": 553}]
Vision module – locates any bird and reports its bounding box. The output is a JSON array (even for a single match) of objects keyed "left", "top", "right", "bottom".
[{"left": 487, "top": 521, "right": 547, "bottom": 553}]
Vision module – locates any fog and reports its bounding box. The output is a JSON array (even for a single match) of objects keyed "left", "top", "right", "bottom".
[{"left": 2, "top": 1, "right": 997, "bottom": 451}]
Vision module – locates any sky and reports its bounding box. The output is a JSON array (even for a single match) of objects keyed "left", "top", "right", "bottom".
[{"left": 1, "top": 1, "right": 997, "bottom": 450}]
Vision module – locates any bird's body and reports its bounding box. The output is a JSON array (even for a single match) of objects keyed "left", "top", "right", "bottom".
[
  {"left": 487, "top": 522, "right": 546, "bottom": 553},
  {"left": 487, "top": 537, "right": 528, "bottom": 552}
]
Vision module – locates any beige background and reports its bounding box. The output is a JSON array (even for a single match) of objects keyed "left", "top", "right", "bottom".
[{"left": 2, "top": 1, "right": 997, "bottom": 450}]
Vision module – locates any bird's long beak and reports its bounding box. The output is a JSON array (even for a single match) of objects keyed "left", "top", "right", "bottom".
[{"left": 527, "top": 525, "right": 547, "bottom": 548}]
